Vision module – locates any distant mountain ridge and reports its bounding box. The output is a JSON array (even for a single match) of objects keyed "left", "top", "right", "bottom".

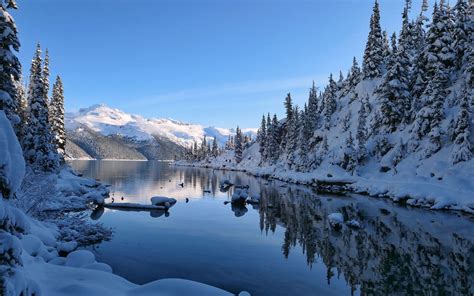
[{"left": 65, "top": 104, "right": 257, "bottom": 160}]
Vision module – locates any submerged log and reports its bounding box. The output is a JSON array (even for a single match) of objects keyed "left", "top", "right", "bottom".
[{"left": 104, "top": 202, "right": 167, "bottom": 211}]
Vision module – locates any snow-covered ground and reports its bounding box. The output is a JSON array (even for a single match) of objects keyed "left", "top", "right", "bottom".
[
  {"left": 175, "top": 140, "right": 474, "bottom": 214},
  {"left": 66, "top": 104, "right": 257, "bottom": 147}
]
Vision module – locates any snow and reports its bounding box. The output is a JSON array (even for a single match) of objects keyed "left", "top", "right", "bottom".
[
  {"left": 65, "top": 250, "right": 97, "bottom": 267},
  {"left": 65, "top": 104, "right": 257, "bottom": 147},
  {"left": 0, "top": 110, "right": 25, "bottom": 198},
  {"left": 346, "top": 219, "right": 361, "bottom": 228},
  {"left": 22, "top": 256, "right": 236, "bottom": 296},
  {"left": 150, "top": 196, "right": 177, "bottom": 207},
  {"left": 175, "top": 58, "right": 474, "bottom": 214},
  {"left": 328, "top": 213, "right": 344, "bottom": 226},
  {"left": 231, "top": 188, "right": 249, "bottom": 202}
]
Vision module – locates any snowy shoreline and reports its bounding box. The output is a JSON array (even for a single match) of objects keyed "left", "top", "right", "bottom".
[
  {"left": 174, "top": 144, "right": 474, "bottom": 215},
  {"left": 65, "top": 158, "right": 174, "bottom": 162}
]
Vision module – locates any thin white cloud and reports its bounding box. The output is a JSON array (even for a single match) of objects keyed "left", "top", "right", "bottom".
[{"left": 122, "top": 74, "right": 328, "bottom": 108}]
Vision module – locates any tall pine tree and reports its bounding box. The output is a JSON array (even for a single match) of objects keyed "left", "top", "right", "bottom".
[
  {"left": 0, "top": 0, "right": 21, "bottom": 132},
  {"left": 363, "top": 0, "right": 384, "bottom": 79},
  {"left": 23, "top": 44, "right": 59, "bottom": 171},
  {"left": 234, "top": 127, "right": 243, "bottom": 163},
  {"left": 49, "top": 76, "right": 66, "bottom": 156}
]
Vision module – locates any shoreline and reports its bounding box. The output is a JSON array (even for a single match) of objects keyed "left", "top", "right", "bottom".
[{"left": 173, "top": 161, "right": 474, "bottom": 216}]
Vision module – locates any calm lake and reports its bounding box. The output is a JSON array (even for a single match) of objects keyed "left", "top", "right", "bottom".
[{"left": 70, "top": 160, "right": 474, "bottom": 296}]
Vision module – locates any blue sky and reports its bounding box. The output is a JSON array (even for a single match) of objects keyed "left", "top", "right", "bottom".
[{"left": 12, "top": 0, "right": 428, "bottom": 128}]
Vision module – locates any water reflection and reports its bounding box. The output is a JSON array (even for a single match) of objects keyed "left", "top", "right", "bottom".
[
  {"left": 72, "top": 160, "right": 474, "bottom": 295},
  {"left": 258, "top": 186, "right": 474, "bottom": 295}
]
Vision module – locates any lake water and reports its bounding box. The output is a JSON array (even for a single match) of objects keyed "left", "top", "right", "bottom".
[{"left": 70, "top": 160, "right": 474, "bottom": 296}]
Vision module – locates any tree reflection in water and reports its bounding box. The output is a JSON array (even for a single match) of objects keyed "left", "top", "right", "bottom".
[
  {"left": 73, "top": 161, "right": 473, "bottom": 295},
  {"left": 256, "top": 186, "right": 474, "bottom": 295}
]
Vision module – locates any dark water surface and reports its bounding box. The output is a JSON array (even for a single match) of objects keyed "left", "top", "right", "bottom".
[{"left": 70, "top": 160, "right": 474, "bottom": 296}]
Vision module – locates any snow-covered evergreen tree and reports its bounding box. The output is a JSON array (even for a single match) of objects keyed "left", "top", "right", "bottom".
[
  {"left": 265, "top": 114, "right": 280, "bottom": 163},
  {"left": 356, "top": 96, "right": 369, "bottom": 160},
  {"left": 306, "top": 81, "right": 319, "bottom": 131},
  {"left": 363, "top": 0, "right": 384, "bottom": 79},
  {"left": 14, "top": 78, "right": 27, "bottom": 145},
  {"left": 49, "top": 76, "right": 66, "bottom": 156},
  {"left": 323, "top": 74, "right": 337, "bottom": 129},
  {"left": 340, "top": 132, "right": 357, "bottom": 173},
  {"left": 376, "top": 37, "right": 411, "bottom": 131},
  {"left": 200, "top": 136, "right": 207, "bottom": 159},
  {"left": 450, "top": 89, "right": 472, "bottom": 164},
  {"left": 342, "top": 110, "right": 352, "bottom": 132},
  {"left": 284, "top": 93, "right": 293, "bottom": 121},
  {"left": 381, "top": 30, "right": 391, "bottom": 67},
  {"left": 452, "top": 0, "right": 472, "bottom": 72},
  {"left": 343, "top": 57, "right": 361, "bottom": 96},
  {"left": 43, "top": 48, "right": 50, "bottom": 102},
  {"left": 23, "top": 44, "right": 59, "bottom": 171},
  {"left": 234, "top": 126, "right": 243, "bottom": 163},
  {"left": 211, "top": 136, "right": 218, "bottom": 157},
  {"left": 285, "top": 106, "right": 300, "bottom": 167},
  {"left": 0, "top": 0, "right": 21, "bottom": 132},
  {"left": 415, "top": 2, "right": 455, "bottom": 99}
]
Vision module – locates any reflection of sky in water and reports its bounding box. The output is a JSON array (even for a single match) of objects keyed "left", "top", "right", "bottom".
[
  {"left": 71, "top": 160, "right": 255, "bottom": 203},
  {"left": 71, "top": 161, "right": 474, "bottom": 296}
]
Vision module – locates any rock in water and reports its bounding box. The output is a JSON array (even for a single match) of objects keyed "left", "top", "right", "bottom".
[{"left": 150, "top": 196, "right": 177, "bottom": 207}]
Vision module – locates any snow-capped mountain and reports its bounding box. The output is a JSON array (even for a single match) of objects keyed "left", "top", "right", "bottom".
[
  {"left": 64, "top": 104, "right": 257, "bottom": 160},
  {"left": 66, "top": 104, "right": 257, "bottom": 147}
]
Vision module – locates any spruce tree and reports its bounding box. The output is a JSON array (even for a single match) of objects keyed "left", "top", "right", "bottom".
[
  {"left": 201, "top": 136, "right": 207, "bottom": 159},
  {"left": 257, "top": 114, "right": 266, "bottom": 155},
  {"left": 265, "top": 114, "right": 280, "bottom": 163},
  {"left": 284, "top": 93, "right": 293, "bottom": 120},
  {"left": 344, "top": 57, "right": 361, "bottom": 95},
  {"left": 306, "top": 81, "right": 319, "bottom": 131},
  {"left": 409, "top": 1, "right": 429, "bottom": 110},
  {"left": 356, "top": 96, "right": 369, "bottom": 160},
  {"left": 0, "top": 0, "right": 21, "bottom": 131},
  {"left": 15, "top": 78, "right": 27, "bottom": 145},
  {"left": 450, "top": 89, "right": 472, "bottom": 164},
  {"left": 234, "top": 127, "right": 243, "bottom": 163},
  {"left": 193, "top": 141, "right": 198, "bottom": 159},
  {"left": 416, "top": 2, "right": 455, "bottom": 97},
  {"left": 49, "top": 76, "right": 66, "bottom": 156},
  {"left": 410, "top": 70, "right": 447, "bottom": 155},
  {"left": 363, "top": 0, "right": 384, "bottom": 79},
  {"left": 342, "top": 110, "right": 352, "bottom": 132},
  {"left": 341, "top": 132, "right": 357, "bottom": 173},
  {"left": 323, "top": 74, "right": 337, "bottom": 129},
  {"left": 453, "top": 0, "right": 472, "bottom": 72},
  {"left": 381, "top": 30, "right": 391, "bottom": 67},
  {"left": 211, "top": 136, "right": 218, "bottom": 157},
  {"left": 285, "top": 106, "right": 300, "bottom": 167},
  {"left": 23, "top": 44, "right": 59, "bottom": 171},
  {"left": 376, "top": 38, "right": 411, "bottom": 131},
  {"left": 43, "top": 48, "right": 50, "bottom": 102}
]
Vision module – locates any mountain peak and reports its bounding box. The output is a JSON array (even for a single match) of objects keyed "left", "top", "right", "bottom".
[{"left": 66, "top": 104, "right": 256, "bottom": 146}]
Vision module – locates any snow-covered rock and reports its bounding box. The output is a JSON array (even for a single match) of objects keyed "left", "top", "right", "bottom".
[
  {"left": 346, "top": 219, "right": 361, "bottom": 229},
  {"left": 57, "top": 241, "right": 78, "bottom": 254},
  {"left": 328, "top": 213, "right": 344, "bottom": 228},
  {"left": 231, "top": 188, "right": 248, "bottom": 202},
  {"left": 65, "top": 250, "right": 96, "bottom": 268},
  {"left": 150, "top": 196, "right": 177, "bottom": 208}
]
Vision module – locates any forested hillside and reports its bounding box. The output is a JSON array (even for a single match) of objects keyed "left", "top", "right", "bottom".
[{"left": 180, "top": 0, "right": 474, "bottom": 212}]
